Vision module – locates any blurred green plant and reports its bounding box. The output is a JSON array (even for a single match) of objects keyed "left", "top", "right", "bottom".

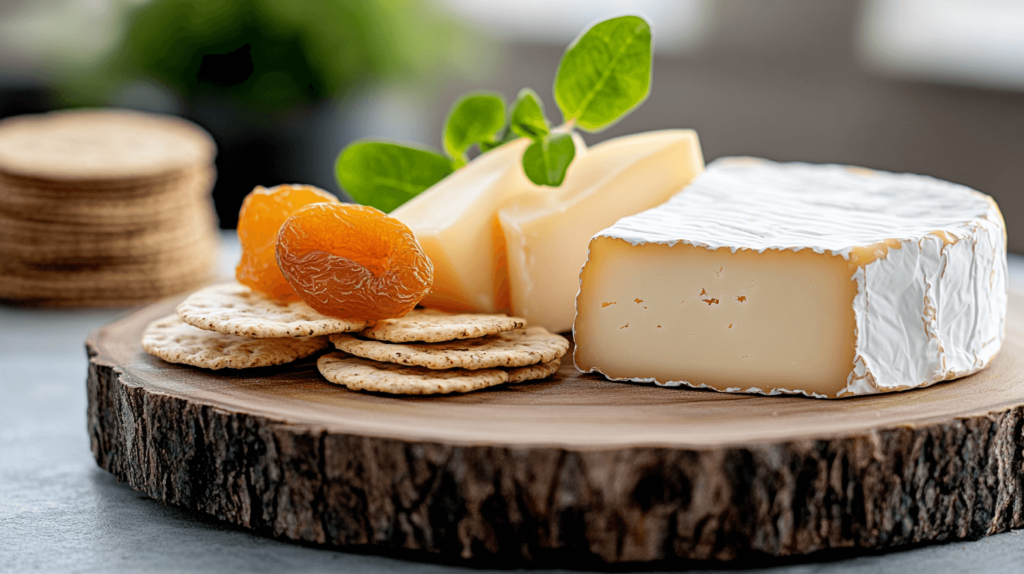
[{"left": 62, "top": 0, "right": 470, "bottom": 112}]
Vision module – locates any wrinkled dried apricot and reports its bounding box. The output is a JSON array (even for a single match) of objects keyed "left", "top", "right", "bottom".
[
  {"left": 236, "top": 184, "right": 339, "bottom": 300},
  {"left": 276, "top": 203, "right": 434, "bottom": 320}
]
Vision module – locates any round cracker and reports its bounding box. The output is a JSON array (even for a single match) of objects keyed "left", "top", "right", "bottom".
[
  {"left": 0, "top": 165, "right": 210, "bottom": 197},
  {"left": 0, "top": 238, "right": 216, "bottom": 280},
  {"left": 359, "top": 308, "right": 527, "bottom": 343},
  {"left": 0, "top": 248, "right": 216, "bottom": 304},
  {"left": 317, "top": 353, "right": 508, "bottom": 394},
  {"left": 0, "top": 109, "right": 215, "bottom": 181},
  {"left": 0, "top": 231, "right": 218, "bottom": 273},
  {"left": 0, "top": 171, "right": 213, "bottom": 225},
  {"left": 0, "top": 279, "right": 212, "bottom": 307},
  {"left": 329, "top": 327, "right": 569, "bottom": 370},
  {"left": 177, "top": 282, "right": 370, "bottom": 338},
  {"left": 506, "top": 359, "right": 561, "bottom": 383},
  {"left": 0, "top": 224, "right": 218, "bottom": 263},
  {"left": 0, "top": 204, "right": 217, "bottom": 255},
  {"left": 0, "top": 164, "right": 211, "bottom": 193},
  {"left": 142, "top": 314, "right": 328, "bottom": 370}
]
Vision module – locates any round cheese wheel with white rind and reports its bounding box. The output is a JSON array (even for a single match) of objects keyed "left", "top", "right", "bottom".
[{"left": 574, "top": 157, "right": 1007, "bottom": 398}]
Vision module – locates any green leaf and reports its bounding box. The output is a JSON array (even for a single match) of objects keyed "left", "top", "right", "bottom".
[
  {"left": 554, "top": 15, "right": 652, "bottom": 132},
  {"left": 443, "top": 92, "right": 506, "bottom": 161},
  {"left": 509, "top": 88, "right": 549, "bottom": 140},
  {"left": 336, "top": 141, "right": 453, "bottom": 213},
  {"left": 521, "top": 133, "right": 576, "bottom": 187}
]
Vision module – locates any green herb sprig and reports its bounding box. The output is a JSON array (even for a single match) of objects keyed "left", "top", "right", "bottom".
[{"left": 337, "top": 15, "right": 652, "bottom": 212}]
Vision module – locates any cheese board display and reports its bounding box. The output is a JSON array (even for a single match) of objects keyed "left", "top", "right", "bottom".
[
  {"left": 82, "top": 13, "right": 1020, "bottom": 566},
  {"left": 88, "top": 292, "right": 1024, "bottom": 563}
]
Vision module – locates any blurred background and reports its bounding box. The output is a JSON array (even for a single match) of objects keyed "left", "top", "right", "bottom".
[{"left": 1, "top": 0, "right": 1021, "bottom": 251}]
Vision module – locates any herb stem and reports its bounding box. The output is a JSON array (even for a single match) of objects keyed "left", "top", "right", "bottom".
[{"left": 552, "top": 119, "right": 575, "bottom": 134}]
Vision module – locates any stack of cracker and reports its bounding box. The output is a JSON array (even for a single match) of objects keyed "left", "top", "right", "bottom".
[
  {"left": 143, "top": 282, "right": 568, "bottom": 394},
  {"left": 323, "top": 314, "right": 566, "bottom": 394},
  {"left": 0, "top": 109, "right": 219, "bottom": 306}
]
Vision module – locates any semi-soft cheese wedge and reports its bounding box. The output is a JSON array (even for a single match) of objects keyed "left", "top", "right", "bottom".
[
  {"left": 574, "top": 158, "right": 1007, "bottom": 398},
  {"left": 499, "top": 130, "right": 704, "bottom": 332},
  {"left": 392, "top": 137, "right": 584, "bottom": 313}
]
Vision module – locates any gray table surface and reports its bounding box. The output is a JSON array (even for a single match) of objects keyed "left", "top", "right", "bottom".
[{"left": 3, "top": 234, "right": 1024, "bottom": 574}]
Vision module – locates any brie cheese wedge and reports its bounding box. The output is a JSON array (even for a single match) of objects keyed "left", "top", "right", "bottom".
[{"left": 574, "top": 158, "right": 1008, "bottom": 398}]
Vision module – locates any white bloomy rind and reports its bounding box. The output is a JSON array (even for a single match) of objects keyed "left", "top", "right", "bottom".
[{"left": 574, "top": 157, "right": 1007, "bottom": 397}]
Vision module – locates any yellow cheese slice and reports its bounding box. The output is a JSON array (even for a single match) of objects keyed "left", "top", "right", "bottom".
[
  {"left": 392, "top": 138, "right": 581, "bottom": 313},
  {"left": 498, "top": 130, "right": 704, "bottom": 332}
]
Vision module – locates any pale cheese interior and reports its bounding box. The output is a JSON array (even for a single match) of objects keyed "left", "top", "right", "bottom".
[
  {"left": 499, "top": 130, "right": 704, "bottom": 332},
  {"left": 574, "top": 238, "right": 859, "bottom": 397}
]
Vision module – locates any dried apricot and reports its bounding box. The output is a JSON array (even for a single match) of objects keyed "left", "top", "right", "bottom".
[
  {"left": 236, "top": 184, "right": 339, "bottom": 300},
  {"left": 276, "top": 203, "right": 434, "bottom": 320}
]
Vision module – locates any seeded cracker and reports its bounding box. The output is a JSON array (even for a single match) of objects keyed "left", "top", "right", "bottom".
[
  {"left": 318, "top": 353, "right": 508, "bottom": 394},
  {"left": 359, "top": 308, "right": 527, "bottom": 343},
  {"left": 177, "top": 282, "right": 370, "bottom": 338},
  {"left": 506, "top": 359, "right": 561, "bottom": 383},
  {"left": 329, "top": 327, "right": 569, "bottom": 370},
  {"left": 142, "top": 314, "right": 329, "bottom": 370},
  {"left": 318, "top": 354, "right": 562, "bottom": 394}
]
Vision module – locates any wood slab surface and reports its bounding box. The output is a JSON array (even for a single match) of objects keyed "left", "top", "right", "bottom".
[{"left": 87, "top": 292, "right": 1024, "bottom": 564}]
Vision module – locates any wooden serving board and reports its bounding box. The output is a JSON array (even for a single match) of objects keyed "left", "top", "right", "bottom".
[{"left": 87, "top": 293, "right": 1024, "bottom": 564}]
